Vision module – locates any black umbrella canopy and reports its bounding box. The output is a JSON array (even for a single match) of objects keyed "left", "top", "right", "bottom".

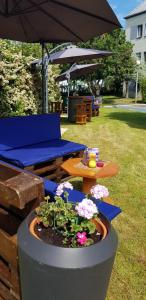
[
  {"left": 55, "top": 63, "right": 101, "bottom": 81},
  {"left": 32, "top": 46, "right": 112, "bottom": 65},
  {"left": 0, "top": 1, "right": 121, "bottom": 43}
]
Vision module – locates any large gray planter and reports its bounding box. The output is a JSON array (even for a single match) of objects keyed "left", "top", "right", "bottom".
[{"left": 18, "top": 211, "right": 118, "bottom": 300}]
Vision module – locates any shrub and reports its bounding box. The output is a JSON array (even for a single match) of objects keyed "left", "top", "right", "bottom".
[
  {"left": 0, "top": 40, "right": 62, "bottom": 117},
  {"left": 141, "top": 77, "right": 146, "bottom": 103}
]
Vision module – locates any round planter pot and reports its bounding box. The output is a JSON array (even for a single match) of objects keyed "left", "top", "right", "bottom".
[{"left": 18, "top": 211, "right": 118, "bottom": 300}]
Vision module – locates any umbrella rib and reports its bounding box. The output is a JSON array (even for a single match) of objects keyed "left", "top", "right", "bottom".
[
  {"left": 13, "top": 0, "right": 40, "bottom": 41},
  {"left": 20, "top": 11, "right": 42, "bottom": 41},
  {"left": 18, "top": 15, "right": 30, "bottom": 40},
  {"left": 11, "top": 0, "right": 26, "bottom": 14},
  {"left": 10, "top": 0, "right": 48, "bottom": 15},
  {"left": 28, "top": 0, "right": 84, "bottom": 41},
  {"left": 49, "top": 0, "right": 120, "bottom": 27}
]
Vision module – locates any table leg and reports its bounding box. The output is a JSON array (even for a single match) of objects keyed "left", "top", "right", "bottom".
[{"left": 82, "top": 178, "right": 97, "bottom": 194}]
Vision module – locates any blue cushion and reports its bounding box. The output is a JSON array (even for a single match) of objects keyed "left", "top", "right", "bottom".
[
  {"left": 0, "top": 139, "right": 86, "bottom": 168},
  {"left": 0, "top": 113, "right": 61, "bottom": 151},
  {"left": 44, "top": 179, "right": 121, "bottom": 221}
]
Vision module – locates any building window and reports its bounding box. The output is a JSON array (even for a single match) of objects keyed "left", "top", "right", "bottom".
[
  {"left": 144, "top": 52, "right": 146, "bottom": 64},
  {"left": 137, "top": 25, "right": 143, "bottom": 38},
  {"left": 144, "top": 24, "right": 146, "bottom": 37},
  {"left": 136, "top": 53, "right": 141, "bottom": 61}
]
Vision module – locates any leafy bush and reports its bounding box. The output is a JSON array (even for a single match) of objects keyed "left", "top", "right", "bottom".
[
  {"left": 0, "top": 40, "right": 62, "bottom": 117},
  {"left": 141, "top": 77, "right": 146, "bottom": 102}
]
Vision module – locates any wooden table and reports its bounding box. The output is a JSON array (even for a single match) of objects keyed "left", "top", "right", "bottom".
[{"left": 61, "top": 158, "right": 119, "bottom": 194}]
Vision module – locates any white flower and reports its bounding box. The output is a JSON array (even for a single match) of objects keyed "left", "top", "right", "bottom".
[
  {"left": 56, "top": 182, "right": 73, "bottom": 196},
  {"left": 75, "top": 198, "right": 98, "bottom": 220},
  {"left": 90, "top": 184, "right": 109, "bottom": 199}
]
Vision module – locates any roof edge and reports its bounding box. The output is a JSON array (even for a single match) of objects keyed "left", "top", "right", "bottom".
[{"left": 125, "top": 10, "right": 146, "bottom": 19}]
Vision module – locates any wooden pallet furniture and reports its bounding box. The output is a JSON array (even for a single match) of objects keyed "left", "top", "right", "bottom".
[
  {"left": 83, "top": 98, "right": 92, "bottom": 122},
  {"left": 68, "top": 96, "right": 92, "bottom": 123},
  {"left": 49, "top": 101, "right": 63, "bottom": 114},
  {"left": 75, "top": 103, "right": 87, "bottom": 125},
  {"left": 0, "top": 161, "right": 44, "bottom": 300},
  {"left": 0, "top": 114, "right": 86, "bottom": 181},
  {"left": 25, "top": 150, "right": 84, "bottom": 181}
]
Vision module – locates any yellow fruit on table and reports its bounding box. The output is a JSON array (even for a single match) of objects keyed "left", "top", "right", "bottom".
[
  {"left": 88, "top": 160, "right": 96, "bottom": 168},
  {"left": 88, "top": 153, "right": 96, "bottom": 168}
]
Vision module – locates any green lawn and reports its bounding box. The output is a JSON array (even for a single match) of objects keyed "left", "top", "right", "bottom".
[
  {"left": 102, "top": 96, "right": 142, "bottom": 105},
  {"left": 61, "top": 108, "right": 146, "bottom": 300}
]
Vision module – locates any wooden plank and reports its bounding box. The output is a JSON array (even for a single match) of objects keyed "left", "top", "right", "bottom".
[
  {"left": 10, "top": 267, "right": 20, "bottom": 295},
  {"left": 0, "top": 258, "right": 11, "bottom": 289},
  {"left": 33, "top": 163, "right": 57, "bottom": 175},
  {"left": 10, "top": 290, "right": 20, "bottom": 300},
  {"left": 0, "top": 230, "right": 18, "bottom": 268},
  {"left": 0, "top": 281, "right": 9, "bottom": 300},
  {"left": 0, "top": 162, "right": 44, "bottom": 209}
]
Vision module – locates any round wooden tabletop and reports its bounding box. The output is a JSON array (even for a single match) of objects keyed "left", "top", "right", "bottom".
[{"left": 61, "top": 158, "right": 119, "bottom": 180}]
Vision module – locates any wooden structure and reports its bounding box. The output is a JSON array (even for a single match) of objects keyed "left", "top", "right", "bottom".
[
  {"left": 61, "top": 158, "right": 119, "bottom": 194},
  {"left": 24, "top": 151, "right": 84, "bottom": 182},
  {"left": 49, "top": 101, "right": 62, "bottom": 114},
  {"left": 0, "top": 162, "right": 44, "bottom": 300},
  {"left": 83, "top": 98, "right": 92, "bottom": 122},
  {"left": 76, "top": 104, "right": 86, "bottom": 124},
  {"left": 68, "top": 96, "right": 92, "bottom": 123}
]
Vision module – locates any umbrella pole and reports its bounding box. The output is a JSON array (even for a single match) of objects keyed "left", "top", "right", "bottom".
[
  {"left": 67, "top": 79, "right": 70, "bottom": 97},
  {"left": 41, "top": 42, "right": 48, "bottom": 114}
]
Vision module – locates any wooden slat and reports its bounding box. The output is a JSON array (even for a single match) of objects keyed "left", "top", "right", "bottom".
[
  {"left": 0, "top": 281, "right": 9, "bottom": 300},
  {"left": 10, "top": 267, "right": 20, "bottom": 295},
  {"left": 33, "top": 163, "right": 57, "bottom": 175},
  {"left": 0, "top": 230, "right": 18, "bottom": 268},
  {"left": 0, "top": 259, "right": 11, "bottom": 288},
  {"left": 10, "top": 290, "right": 20, "bottom": 300}
]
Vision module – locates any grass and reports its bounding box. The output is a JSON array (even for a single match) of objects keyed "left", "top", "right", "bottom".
[
  {"left": 61, "top": 108, "right": 146, "bottom": 300},
  {"left": 102, "top": 95, "right": 142, "bottom": 105}
]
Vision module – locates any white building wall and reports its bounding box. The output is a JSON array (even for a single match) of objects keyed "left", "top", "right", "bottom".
[{"left": 126, "top": 13, "right": 146, "bottom": 63}]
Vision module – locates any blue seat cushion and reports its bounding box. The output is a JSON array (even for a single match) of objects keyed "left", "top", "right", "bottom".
[
  {"left": 0, "top": 113, "right": 61, "bottom": 151},
  {"left": 44, "top": 179, "right": 121, "bottom": 221},
  {"left": 0, "top": 139, "right": 86, "bottom": 168}
]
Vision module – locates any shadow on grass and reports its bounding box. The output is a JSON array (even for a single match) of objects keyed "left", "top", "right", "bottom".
[
  {"left": 102, "top": 96, "right": 120, "bottom": 105},
  {"left": 107, "top": 111, "right": 146, "bottom": 130},
  {"left": 60, "top": 115, "right": 83, "bottom": 127}
]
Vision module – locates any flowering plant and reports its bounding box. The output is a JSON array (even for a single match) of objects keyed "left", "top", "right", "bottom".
[
  {"left": 90, "top": 184, "right": 109, "bottom": 200},
  {"left": 36, "top": 182, "right": 109, "bottom": 248}
]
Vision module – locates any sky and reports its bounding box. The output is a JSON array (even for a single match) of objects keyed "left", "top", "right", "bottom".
[{"left": 108, "top": 0, "right": 144, "bottom": 27}]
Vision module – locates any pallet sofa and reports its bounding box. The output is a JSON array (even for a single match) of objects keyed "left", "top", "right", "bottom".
[{"left": 0, "top": 113, "right": 86, "bottom": 181}]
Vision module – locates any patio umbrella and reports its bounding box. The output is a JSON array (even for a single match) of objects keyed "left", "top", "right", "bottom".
[
  {"left": 0, "top": 0, "right": 121, "bottom": 112},
  {"left": 32, "top": 45, "right": 112, "bottom": 108},
  {"left": 55, "top": 62, "right": 101, "bottom": 96},
  {"left": 55, "top": 63, "right": 101, "bottom": 82},
  {"left": 32, "top": 46, "right": 112, "bottom": 65}
]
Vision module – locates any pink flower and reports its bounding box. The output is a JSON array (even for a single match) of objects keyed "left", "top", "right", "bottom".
[
  {"left": 76, "top": 232, "right": 87, "bottom": 245},
  {"left": 90, "top": 184, "right": 109, "bottom": 199},
  {"left": 56, "top": 182, "right": 73, "bottom": 196}
]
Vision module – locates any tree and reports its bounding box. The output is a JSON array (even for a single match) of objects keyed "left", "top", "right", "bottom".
[{"left": 77, "top": 29, "right": 136, "bottom": 96}]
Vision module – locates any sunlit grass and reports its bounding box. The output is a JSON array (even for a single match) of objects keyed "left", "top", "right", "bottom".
[{"left": 62, "top": 108, "right": 146, "bottom": 300}]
